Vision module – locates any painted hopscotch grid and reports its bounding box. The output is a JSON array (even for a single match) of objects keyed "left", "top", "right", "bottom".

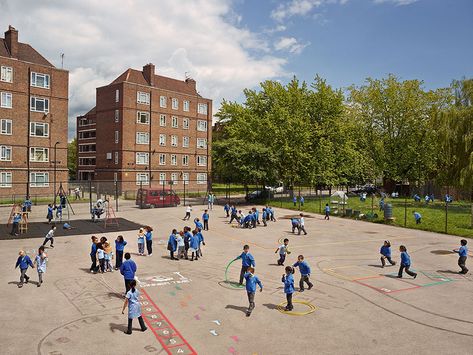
[
  {"left": 140, "top": 288, "right": 197, "bottom": 355},
  {"left": 353, "top": 275, "right": 420, "bottom": 294},
  {"left": 323, "top": 265, "right": 380, "bottom": 281}
]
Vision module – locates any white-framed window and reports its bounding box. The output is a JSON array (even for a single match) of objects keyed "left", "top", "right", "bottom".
[
  {"left": 1, "top": 119, "right": 12, "bottom": 135},
  {"left": 159, "top": 153, "right": 166, "bottom": 165},
  {"left": 159, "top": 173, "right": 166, "bottom": 185},
  {"left": 170, "top": 154, "right": 177, "bottom": 165},
  {"left": 172, "top": 98, "right": 178, "bottom": 110},
  {"left": 29, "top": 147, "right": 49, "bottom": 162},
  {"left": 197, "top": 155, "right": 207, "bottom": 166},
  {"left": 0, "top": 172, "right": 12, "bottom": 187},
  {"left": 1, "top": 66, "right": 13, "bottom": 83},
  {"left": 30, "top": 122, "right": 49, "bottom": 137},
  {"left": 159, "top": 134, "right": 166, "bottom": 146},
  {"left": 183, "top": 100, "right": 190, "bottom": 112},
  {"left": 115, "top": 89, "right": 120, "bottom": 103},
  {"left": 183, "top": 172, "right": 189, "bottom": 185},
  {"left": 31, "top": 72, "right": 50, "bottom": 89},
  {"left": 136, "top": 152, "right": 149, "bottom": 165},
  {"left": 30, "top": 172, "right": 49, "bottom": 187},
  {"left": 182, "top": 155, "right": 189, "bottom": 166},
  {"left": 136, "top": 173, "right": 149, "bottom": 185},
  {"left": 137, "top": 111, "right": 150, "bottom": 124},
  {"left": 198, "top": 103, "right": 208, "bottom": 115},
  {"left": 136, "top": 132, "right": 150, "bottom": 144},
  {"left": 114, "top": 109, "right": 119, "bottom": 123},
  {"left": 159, "top": 114, "right": 166, "bottom": 127},
  {"left": 197, "top": 138, "right": 207, "bottom": 149},
  {"left": 137, "top": 91, "right": 150, "bottom": 105},
  {"left": 197, "top": 173, "right": 207, "bottom": 185},
  {"left": 171, "top": 173, "right": 179, "bottom": 185},
  {"left": 182, "top": 136, "right": 189, "bottom": 148},
  {"left": 160, "top": 96, "right": 167, "bottom": 108},
  {"left": 171, "top": 116, "right": 178, "bottom": 128},
  {"left": 1, "top": 92, "right": 12, "bottom": 108},
  {"left": 114, "top": 151, "right": 119, "bottom": 164},
  {"left": 171, "top": 135, "right": 178, "bottom": 147},
  {"left": 0, "top": 145, "right": 12, "bottom": 161},
  {"left": 30, "top": 97, "right": 49, "bottom": 113},
  {"left": 115, "top": 131, "right": 119, "bottom": 143},
  {"left": 183, "top": 118, "right": 189, "bottom": 129},
  {"left": 197, "top": 120, "right": 208, "bottom": 131}
]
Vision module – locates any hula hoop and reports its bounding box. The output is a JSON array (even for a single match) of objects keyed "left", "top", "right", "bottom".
[
  {"left": 276, "top": 300, "right": 317, "bottom": 316},
  {"left": 224, "top": 259, "right": 245, "bottom": 289}
]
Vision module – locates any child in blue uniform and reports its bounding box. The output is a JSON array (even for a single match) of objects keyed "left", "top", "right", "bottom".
[
  {"left": 454, "top": 239, "right": 468, "bottom": 274},
  {"left": 202, "top": 210, "right": 209, "bottom": 230},
  {"left": 275, "top": 238, "right": 289, "bottom": 266},
  {"left": 115, "top": 235, "right": 127, "bottom": 269},
  {"left": 15, "top": 250, "right": 34, "bottom": 288},
  {"left": 97, "top": 243, "right": 105, "bottom": 273},
  {"left": 46, "top": 204, "right": 53, "bottom": 223},
  {"left": 34, "top": 246, "right": 47, "bottom": 287},
  {"left": 398, "top": 245, "right": 417, "bottom": 278},
  {"left": 380, "top": 241, "right": 396, "bottom": 268},
  {"left": 189, "top": 230, "right": 200, "bottom": 261},
  {"left": 282, "top": 266, "right": 295, "bottom": 311},
  {"left": 291, "top": 218, "right": 300, "bottom": 233},
  {"left": 144, "top": 226, "right": 153, "bottom": 256},
  {"left": 324, "top": 204, "right": 330, "bottom": 220},
  {"left": 10, "top": 212, "right": 22, "bottom": 236},
  {"left": 122, "top": 280, "right": 147, "bottom": 335},
  {"left": 293, "top": 196, "right": 297, "bottom": 206},
  {"left": 196, "top": 229, "right": 205, "bottom": 257},
  {"left": 235, "top": 245, "right": 255, "bottom": 285},
  {"left": 137, "top": 228, "right": 145, "bottom": 256},
  {"left": 167, "top": 230, "right": 178, "bottom": 260},
  {"left": 262, "top": 208, "right": 268, "bottom": 227},
  {"left": 90, "top": 236, "right": 98, "bottom": 273},
  {"left": 413, "top": 211, "right": 422, "bottom": 224},
  {"left": 194, "top": 218, "right": 204, "bottom": 230},
  {"left": 300, "top": 196, "right": 304, "bottom": 206},
  {"left": 224, "top": 204, "right": 230, "bottom": 217},
  {"left": 120, "top": 253, "right": 137, "bottom": 293},
  {"left": 293, "top": 255, "right": 313, "bottom": 292},
  {"left": 244, "top": 267, "right": 263, "bottom": 317}
]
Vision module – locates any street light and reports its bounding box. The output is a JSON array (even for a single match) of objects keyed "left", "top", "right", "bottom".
[{"left": 53, "top": 141, "right": 60, "bottom": 205}]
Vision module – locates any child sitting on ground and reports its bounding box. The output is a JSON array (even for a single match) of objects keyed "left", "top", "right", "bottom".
[{"left": 380, "top": 240, "right": 396, "bottom": 268}]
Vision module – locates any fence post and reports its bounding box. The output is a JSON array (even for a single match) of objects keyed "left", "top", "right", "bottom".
[
  {"left": 445, "top": 201, "right": 448, "bottom": 234},
  {"left": 404, "top": 197, "right": 407, "bottom": 227}
]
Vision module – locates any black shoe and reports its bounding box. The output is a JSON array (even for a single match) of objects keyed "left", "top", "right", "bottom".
[
  {"left": 413, "top": 274, "right": 417, "bottom": 279},
  {"left": 397, "top": 275, "right": 402, "bottom": 278},
  {"left": 25, "top": 277, "right": 29, "bottom": 284},
  {"left": 299, "top": 289, "right": 304, "bottom": 292},
  {"left": 141, "top": 327, "right": 147, "bottom": 332},
  {"left": 124, "top": 331, "right": 132, "bottom": 335},
  {"left": 37, "top": 283, "right": 41, "bottom": 287},
  {"left": 50, "top": 245, "right": 54, "bottom": 248},
  {"left": 18, "top": 283, "right": 23, "bottom": 288},
  {"left": 246, "top": 312, "right": 251, "bottom": 317},
  {"left": 308, "top": 284, "right": 313, "bottom": 290}
]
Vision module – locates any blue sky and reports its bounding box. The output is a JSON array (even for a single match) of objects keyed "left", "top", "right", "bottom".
[
  {"left": 234, "top": 0, "right": 473, "bottom": 90},
  {"left": 1, "top": 0, "right": 472, "bottom": 139}
]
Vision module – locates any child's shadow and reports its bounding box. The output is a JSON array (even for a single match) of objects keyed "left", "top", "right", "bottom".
[
  {"left": 109, "top": 322, "right": 128, "bottom": 333},
  {"left": 262, "top": 303, "right": 278, "bottom": 310},
  {"left": 225, "top": 305, "right": 247, "bottom": 314},
  {"left": 436, "top": 270, "right": 460, "bottom": 274},
  {"left": 268, "top": 263, "right": 281, "bottom": 266}
]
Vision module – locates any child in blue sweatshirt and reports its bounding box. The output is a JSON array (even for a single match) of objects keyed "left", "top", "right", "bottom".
[
  {"left": 453, "top": 239, "right": 468, "bottom": 274},
  {"left": 202, "top": 210, "right": 209, "bottom": 231},
  {"left": 293, "top": 255, "right": 313, "bottom": 292},
  {"left": 398, "top": 245, "right": 417, "bottom": 278},
  {"left": 282, "top": 266, "right": 295, "bottom": 311},
  {"left": 137, "top": 228, "right": 145, "bottom": 256},
  {"left": 115, "top": 235, "right": 127, "bottom": 269},
  {"left": 244, "top": 267, "right": 263, "bottom": 317},
  {"left": 189, "top": 230, "right": 200, "bottom": 261},
  {"left": 324, "top": 204, "right": 330, "bottom": 220},
  {"left": 380, "top": 241, "right": 396, "bottom": 268},
  {"left": 34, "top": 246, "right": 47, "bottom": 287},
  {"left": 235, "top": 245, "right": 255, "bottom": 285},
  {"left": 15, "top": 250, "right": 34, "bottom": 288},
  {"left": 196, "top": 229, "right": 205, "bottom": 257}
]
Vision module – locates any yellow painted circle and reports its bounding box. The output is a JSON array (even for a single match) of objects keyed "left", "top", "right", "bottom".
[{"left": 276, "top": 300, "right": 317, "bottom": 316}]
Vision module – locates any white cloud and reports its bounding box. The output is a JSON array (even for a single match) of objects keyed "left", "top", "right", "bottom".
[
  {"left": 271, "top": 0, "right": 323, "bottom": 22},
  {"left": 0, "top": 0, "right": 286, "bottom": 140},
  {"left": 274, "top": 37, "right": 310, "bottom": 54}
]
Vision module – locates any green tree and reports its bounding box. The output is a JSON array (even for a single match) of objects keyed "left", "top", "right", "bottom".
[{"left": 67, "top": 139, "right": 77, "bottom": 180}]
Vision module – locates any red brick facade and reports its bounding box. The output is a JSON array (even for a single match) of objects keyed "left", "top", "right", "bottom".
[
  {"left": 0, "top": 26, "right": 69, "bottom": 198},
  {"left": 77, "top": 64, "right": 212, "bottom": 193}
]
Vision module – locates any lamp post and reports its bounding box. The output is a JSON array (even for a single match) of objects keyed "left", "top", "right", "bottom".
[{"left": 53, "top": 141, "right": 60, "bottom": 205}]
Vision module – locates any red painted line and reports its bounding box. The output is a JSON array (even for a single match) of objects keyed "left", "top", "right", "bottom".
[
  {"left": 141, "top": 288, "right": 198, "bottom": 355},
  {"left": 352, "top": 275, "right": 382, "bottom": 281},
  {"left": 354, "top": 279, "right": 420, "bottom": 294}
]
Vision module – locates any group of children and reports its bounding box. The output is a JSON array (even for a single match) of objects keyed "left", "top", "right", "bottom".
[
  {"left": 289, "top": 214, "right": 308, "bottom": 235},
  {"left": 234, "top": 244, "right": 314, "bottom": 316},
  {"left": 225, "top": 204, "right": 277, "bottom": 228},
  {"left": 167, "top": 223, "right": 205, "bottom": 261},
  {"left": 14, "top": 246, "right": 48, "bottom": 288}
]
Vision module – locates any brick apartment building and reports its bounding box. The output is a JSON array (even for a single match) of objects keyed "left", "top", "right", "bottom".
[
  {"left": 0, "top": 26, "right": 69, "bottom": 198},
  {"left": 77, "top": 63, "right": 212, "bottom": 193}
]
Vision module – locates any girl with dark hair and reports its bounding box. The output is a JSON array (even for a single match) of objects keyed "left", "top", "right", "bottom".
[{"left": 122, "top": 280, "right": 147, "bottom": 335}]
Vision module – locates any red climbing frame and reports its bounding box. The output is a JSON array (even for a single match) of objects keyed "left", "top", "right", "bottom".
[{"left": 140, "top": 288, "right": 197, "bottom": 355}]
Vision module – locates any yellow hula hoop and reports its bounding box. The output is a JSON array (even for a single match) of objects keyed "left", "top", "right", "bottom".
[{"left": 276, "top": 300, "right": 317, "bottom": 316}]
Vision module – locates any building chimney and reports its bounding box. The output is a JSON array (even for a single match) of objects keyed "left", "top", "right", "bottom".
[
  {"left": 143, "top": 63, "right": 155, "bottom": 86},
  {"left": 5, "top": 25, "right": 19, "bottom": 58},
  {"left": 185, "top": 78, "right": 196, "bottom": 92}
]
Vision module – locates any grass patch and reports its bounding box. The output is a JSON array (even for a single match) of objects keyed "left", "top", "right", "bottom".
[{"left": 265, "top": 196, "right": 473, "bottom": 238}]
